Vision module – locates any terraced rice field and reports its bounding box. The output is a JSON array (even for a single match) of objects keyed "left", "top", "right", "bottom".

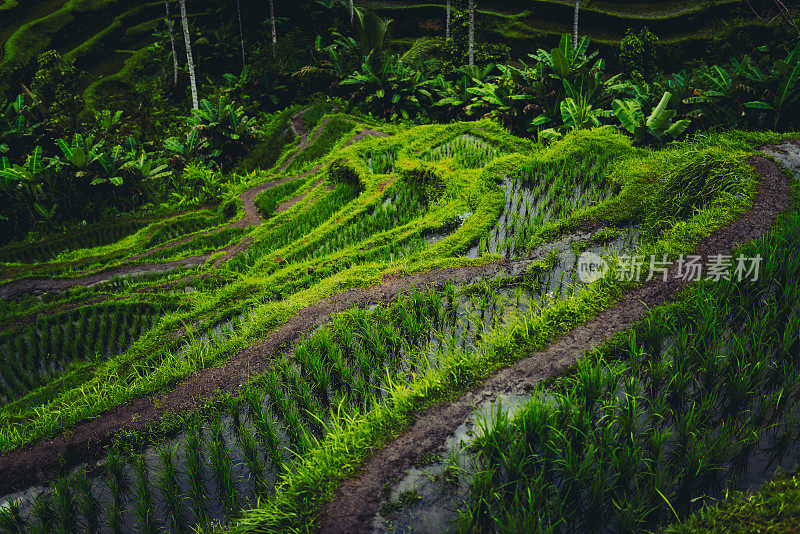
[
  {"left": 0, "top": 99, "right": 798, "bottom": 533},
  {"left": 359, "top": 0, "right": 778, "bottom": 66}
]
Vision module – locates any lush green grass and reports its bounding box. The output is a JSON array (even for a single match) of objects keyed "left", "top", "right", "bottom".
[{"left": 660, "top": 470, "right": 800, "bottom": 534}]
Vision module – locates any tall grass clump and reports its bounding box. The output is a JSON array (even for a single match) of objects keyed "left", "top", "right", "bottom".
[{"left": 640, "top": 147, "right": 741, "bottom": 241}]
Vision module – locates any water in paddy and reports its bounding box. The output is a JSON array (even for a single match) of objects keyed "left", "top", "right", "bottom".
[
  {"left": 480, "top": 173, "right": 620, "bottom": 259},
  {"left": 365, "top": 149, "right": 397, "bottom": 175},
  {"left": 372, "top": 394, "right": 532, "bottom": 534},
  {"left": 0, "top": 303, "right": 170, "bottom": 404},
  {"left": 375, "top": 304, "right": 800, "bottom": 533}
]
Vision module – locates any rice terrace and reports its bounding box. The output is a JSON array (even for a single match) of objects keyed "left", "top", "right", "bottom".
[{"left": 1, "top": 0, "right": 800, "bottom": 532}]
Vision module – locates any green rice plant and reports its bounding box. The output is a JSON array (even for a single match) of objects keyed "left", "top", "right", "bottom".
[
  {"left": 157, "top": 443, "right": 185, "bottom": 533},
  {"left": 92, "top": 313, "right": 107, "bottom": 360},
  {"left": 299, "top": 179, "right": 422, "bottom": 263},
  {"left": 330, "top": 347, "right": 356, "bottom": 398},
  {"left": 73, "top": 467, "right": 100, "bottom": 534},
  {"left": 134, "top": 456, "right": 156, "bottom": 534},
  {"left": 207, "top": 416, "right": 237, "bottom": 519},
  {"left": 262, "top": 371, "right": 284, "bottom": 413},
  {"left": 226, "top": 183, "right": 361, "bottom": 273},
  {"left": 238, "top": 421, "right": 269, "bottom": 497},
  {"left": 52, "top": 476, "right": 76, "bottom": 533},
  {"left": 364, "top": 148, "right": 397, "bottom": 174},
  {"left": 257, "top": 407, "right": 284, "bottom": 471},
  {"left": 108, "top": 307, "right": 123, "bottom": 354},
  {"left": 278, "top": 393, "right": 311, "bottom": 454},
  {"left": 0, "top": 499, "right": 24, "bottom": 533},
  {"left": 62, "top": 319, "right": 76, "bottom": 362},
  {"left": 104, "top": 450, "right": 126, "bottom": 534},
  {"left": 424, "top": 134, "right": 502, "bottom": 169},
  {"left": 184, "top": 429, "right": 208, "bottom": 527},
  {"left": 30, "top": 492, "right": 55, "bottom": 534}
]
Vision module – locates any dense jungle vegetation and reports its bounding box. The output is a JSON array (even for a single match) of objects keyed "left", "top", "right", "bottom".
[{"left": 0, "top": 0, "right": 799, "bottom": 533}]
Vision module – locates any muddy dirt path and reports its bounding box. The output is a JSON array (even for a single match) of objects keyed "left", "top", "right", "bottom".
[
  {"left": 279, "top": 114, "right": 331, "bottom": 172},
  {"left": 316, "top": 147, "right": 795, "bottom": 533},
  {"left": 0, "top": 113, "right": 388, "bottom": 301}
]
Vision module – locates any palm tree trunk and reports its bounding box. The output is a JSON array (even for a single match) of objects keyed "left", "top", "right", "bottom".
[
  {"left": 446, "top": 0, "right": 450, "bottom": 40},
  {"left": 573, "top": 0, "right": 580, "bottom": 48},
  {"left": 468, "top": 0, "right": 475, "bottom": 67},
  {"left": 269, "top": 0, "right": 277, "bottom": 56},
  {"left": 179, "top": 0, "right": 199, "bottom": 110},
  {"left": 236, "top": 0, "right": 246, "bottom": 70},
  {"left": 349, "top": 0, "right": 354, "bottom": 26},
  {"left": 164, "top": 0, "right": 179, "bottom": 87}
]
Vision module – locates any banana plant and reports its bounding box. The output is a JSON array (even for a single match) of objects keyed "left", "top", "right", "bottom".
[
  {"left": 744, "top": 42, "right": 800, "bottom": 129},
  {"left": 539, "top": 94, "right": 609, "bottom": 141},
  {"left": 0, "top": 146, "right": 48, "bottom": 185},
  {"left": 532, "top": 73, "right": 619, "bottom": 137},
  {"left": 55, "top": 134, "right": 105, "bottom": 173},
  {"left": 465, "top": 75, "right": 531, "bottom": 129},
  {"left": 1, "top": 94, "right": 40, "bottom": 134},
  {"left": 659, "top": 70, "right": 693, "bottom": 108},
  {"left": 123, "top": 152, "right": 170, "bottom": 181},
  {"left": 1, "top": 147, "right": 58, "bottom": 222},
  {"left": 683, "top": 65, "right": 741, "bottom": 126},
  {"left": 612, "top": 91, "right": 690, "bottom": 144},
  {"left": 33, "top": 202, "right": 57, "bottom": 221},
  {"left": 165, "top": 128, "right": 201, "bottom": 157},
  {"left": 434, "top": 64, "right": 496, "bottom": 110},
  {"left": 1, "top": 93, "right": 41, "bottom": 156},
  {"left": 94, "top": 110, "right": 123, "bottom": 134},
  {"left": 165, "top": 128, "right": 213, "bottom": 165},
  {"left": 187, "top": 96, "right": 259, "bottom": 165},
  {"left": 529, "top": 34, "right": 596, "bottom": 81},
  {"left": 342, "top": 56, "right": 435, "bottom": 120},
  {"left": 94, "top": 145, "right": 127, "bottom": 186}
]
